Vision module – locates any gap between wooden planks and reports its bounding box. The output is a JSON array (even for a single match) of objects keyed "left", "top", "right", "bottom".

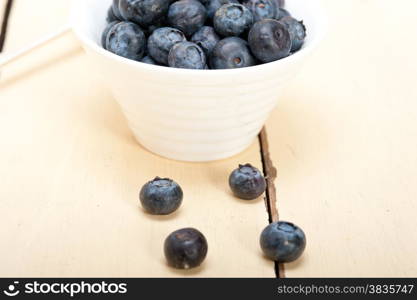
[
  {"left": 0, "top": 0, "right": 285, "bottom": 278},
  {"left": 259, "top": 128, "right": 284, "bottom": 278},
  {"left": 0, "top": 0, "right": 13, "bottom": 52},
  {"left": 0, "top": 0, "right": 280, "bottom": 276}
]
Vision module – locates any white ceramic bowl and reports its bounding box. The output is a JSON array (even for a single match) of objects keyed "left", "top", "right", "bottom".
[{"left": 71, "top": 0, "right": 326, "bottom": 162}]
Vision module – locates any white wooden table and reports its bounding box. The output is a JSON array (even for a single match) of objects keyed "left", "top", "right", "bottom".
[{"left": 0, "top": 0, "right": 416, "bottom": 277}]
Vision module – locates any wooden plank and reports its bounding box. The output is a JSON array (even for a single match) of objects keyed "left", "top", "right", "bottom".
[
  {"left": 0, "top": 1, "right": 274, "bottom": 277},
  {"left": 2, "top": 0, "right": 71, "bottom": 53},
  {"left": 266, "top": 0, "right": 417, "bottom": 277}
]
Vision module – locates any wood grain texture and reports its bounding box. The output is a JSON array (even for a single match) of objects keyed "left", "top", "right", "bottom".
[
  {"left": 0, "top": 1, "right": 274, "bottom": 277},
  {"left": 266, "top": 0, "right": 417, "bottom": 277}
]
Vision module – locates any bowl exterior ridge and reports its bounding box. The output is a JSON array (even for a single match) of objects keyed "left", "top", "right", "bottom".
[{"left": 71, "top": 0, "right": 325, "bottom": 161}]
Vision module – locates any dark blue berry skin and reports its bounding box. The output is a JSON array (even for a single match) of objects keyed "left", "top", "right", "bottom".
[
  {"left": 141, "top": 55, "right": 157, "bottom": 65},
  {"left": 248, "top": 19, "right": 291, "bottom": 63},
  {"left": 145, "top": 16, "right": 168, "bottom": 36},
  {"left": 164, "top": 228, "right": 208, "bottom": 269},
  {"left": 205, "top": 0, "right": 239, "bottom": 19},
  {"left": 168, "top": 42, "right": 207, "bottom": 69},
  {"left": 112, "top": 0, "right": 124, "bottom": 20},
  {"left": 277, "top": 7, "right": 291, "bottom": 19},
  {"left": 242, "top": 0, "right": 277, "bottom": 22},
  {"left": 213, "top": 4, "right": 253, "bottom": 37},
  {"left": 107, "top": 6, "right": 120, "bottom": 23},
  {"left": 168, "top": 0, "right": 207, "bottom": 37},
  {"left": 105, "top": 22, "right": 146, "bottom": 61},
  {"left": 280, "top": 16, "right": 306, "bottom": 52},
  {"left": 260, "top": 221, "right": 306, "bottom": 263},
  {"left": 101, "top": 21, "right": 120, "bottom": 48},
  {"left": 119, "top": 0, "right": 169, "bottom": 27},
  {"left": 139, "top": 177, "right": 183, "bottom": 215},
  {"left": 273, "top": 0, "right": 285, "bottom": 8},
  {"left": 228, "top": 164, "right": 266, "bottom": 199},
  {"left": 147, "top": 27, "right": 187, "bottom": 65},
  {"left": 191, "top": 26, "right": 220, "bottom": 56},
  {"left": 210, "top": 37, "right": 255, "bottom": 69}
]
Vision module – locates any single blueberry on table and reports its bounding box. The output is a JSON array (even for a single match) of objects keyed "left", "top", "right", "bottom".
[
  {"left": 139, "top": 177, "right": 183, "bottom": 215},
  {"left": 147, "top": 27, "right": 187, "bottom": 65},
  {"left": 213, "top": 4, "right": 253, "bottom": 37},
  {"left": 105, "top": 21, "right": 146, "bottom": 61},
  {"left": 112, "top": 0, "right": 124, "bottom": 20},
  {"left": 141, "top": 55, "right": 157, "bottom": 65},
  {"left": 205, "top": 0, "right": 239, "bottom": 19},
  {"left": 242, "top": 0, "right": 277, "bottom": 22},
  {"left": 280, "top": 16, "right": 306, "bottom": 52},
  {"left": 101, "top": 21, "right": 120, "bottom": 48},
  {"left": 260, "top": 221, "right": 306, "bottom": 263},
  {"left": 168, "top": 42, "right": 207, "bottom": 69},
  {"left": 164, "top": 228, "right": 208, "bottom": 269},
  {"left": 168, "top": 0, "right": 207, "bottom": 37},
  {"left": 228, "top": 163, "right": 266, "bottom": 200},
  {"left": 118, "top": 0, "right": 169, "bottom": 27},
  {"left": 191, "top": 26, "right": 220, "bottom": 56},
  {"left": 248, "top": 19, "right": 291, "bottom": 63}
]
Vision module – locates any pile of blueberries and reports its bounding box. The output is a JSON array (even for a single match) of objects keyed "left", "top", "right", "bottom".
[
  {"left": 140, "top": 163, "right": 306, "bottom": 270},
  {"left": 103, "top": 0, "right": 306, "bottom": 69}
]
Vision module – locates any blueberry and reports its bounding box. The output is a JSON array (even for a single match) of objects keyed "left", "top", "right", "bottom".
[
  {"left": 139, "top": 177, "right": 183, "bottom": 215},
  {"left": 191, "top": 26, "right": 220, "bottom": 56},
  {"left": 101, "top": 21, "right": 120, "bottom": 48},
  {"left": 248, "top": 19, "right": 291, "bottom": 63},
  {"left": 112, "top": 0, "right": 124, "bottom": 20},
  {"left": 168, "top": 0, "right": 207, "bottom": 37},
  {"left": 164, "top": 228, "right": 208, "bottom": 269},
  {"left": 168, "top": 42, "right": 206, "bottom": 69},
  {"left": 228, "top": 163, "right": 266, "bottom": 200},
  {"left": 119, "top": 0, "right": 169, "bottom": 27},
  {"left": 242, "top": 0, "right": 277, "bottom": 22},
  {"left": 276, "top": 7, "right": 291, "bottom": 19},
  {"left": 213, "top": 4, "right": 253, "bottom": 37},
  {"left": 147, "top": 27, "right": 187, "bottom": 65},
  {"left": 280, "top": 16, "right": 306, "bottom": 52},
  {"left": 107, "top": 6, "right": 120, "bottom": 23},
  {"left": 105, "top": 21, "right": 146, "bottom": 61},
  {"left": 141, "top": 55, "right": 157, "bottom": 65},
  {"left": 209, "top": 37, "right": 255, "bottom": 69},
  {"left": 145, "top": 16, "right": 167, "bottom": 36},
  {"left": 205, "top": 0, "right": 239, "bottom": 19},
  {"left": 273, "top": 0, "right": 285, "bottom": 8},
  {"left": 260, "top": 221, "right": 306, "bottom": 263}
]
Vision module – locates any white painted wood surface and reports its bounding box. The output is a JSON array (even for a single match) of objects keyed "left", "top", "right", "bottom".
[
  {"left": 267, "top": 0, "right": 417, "bottom": 277},
  {"left": 1, "top": 0, "right": 417, "bottom": 278},
  {"left": 0, "top": 0, "right": 274, "bottom": 277},
  {"left": 0, "top": 1, "right": 6, "bottom": 29}
]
